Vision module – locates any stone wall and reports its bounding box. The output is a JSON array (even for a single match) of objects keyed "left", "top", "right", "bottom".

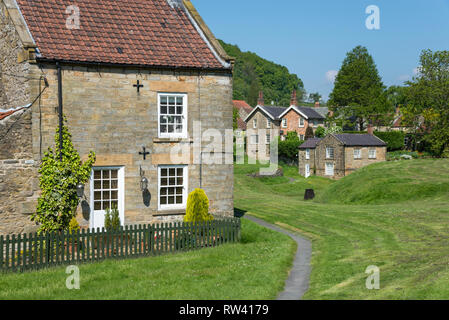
[
  {"left": 30, "top": 63, "right": 234, "bottom": 227},
  {"left": 0, "top": 1, "right": 32, "bottom": 110},
  {"left": 298, "top": 148, "right": 316, "bottom": 177},
  {"left": 0, "top": 109, "right": 40, "bottom": 235},
  {"left": 315, "top": 135, "right": 345, "bottom": 179},
  {"left": 344, "top": 146, "right": 387, "bottom": 175},
  {"left": 0, "top": 2, "right": 40, "bottom": 235},
  {"left": 245, "top": 110, "right": 280, "bottom": 160}
]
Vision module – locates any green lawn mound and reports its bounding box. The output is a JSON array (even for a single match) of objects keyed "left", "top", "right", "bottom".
[{"left": 318, "top": 159, "right": 449, "bottom": 204}]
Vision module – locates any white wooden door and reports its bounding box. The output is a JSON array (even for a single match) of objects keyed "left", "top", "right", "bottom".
[
  {"left": 90, "top": 167, "right": 125, "bottom": 230},
  {"left": 305, "top": 164, "right": 310, "bottom": 178}
]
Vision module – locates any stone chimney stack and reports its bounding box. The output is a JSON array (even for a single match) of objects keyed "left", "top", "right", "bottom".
[
  {"left": 290, "top": 90, "right": 297, "bottom": 106},
  {"left": 367, "top": 124, "right": 374, "bottom": 135},
  {"left": 257, "top": 91, "right": 264, "bottom": 106},
  {"left": 315, "top": 101, "right": 320, "bottom": 108}
]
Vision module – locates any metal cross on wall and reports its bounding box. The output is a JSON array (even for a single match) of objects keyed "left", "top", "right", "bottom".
[
  {"left": 139, "top": 146, "right": 150, "bottom": 160},
  {"left": 133, "top": 80, "right": 144, "bottom": 93}
]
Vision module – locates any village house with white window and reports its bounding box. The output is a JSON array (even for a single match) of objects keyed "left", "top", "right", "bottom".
[
  {"left": 0, "top": 0, "right": 234, "bottom": 235},
  {"left": 243, "top": 92, "right": 283, "bottom": 159},
  {"left": 298, "top": 132, "right": 387, "bottom": 179}
]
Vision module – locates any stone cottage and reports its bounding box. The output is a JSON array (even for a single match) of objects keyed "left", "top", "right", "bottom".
[
  {"left": 298, "top": 134, "right": 387, "bottom": 179},
  {"left": 0, "top": 0, "right": 235, "bottom": 235},
  {"left": 244, "top": 92, "right": 283, "bottom": 159},
  {"left": 233, "top": 100, "right": 253, "bottom": 131}
]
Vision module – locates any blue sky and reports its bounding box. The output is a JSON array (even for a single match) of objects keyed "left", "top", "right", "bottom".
[{"left": 192, "top": 0, "right": 449, "bottom": 101}]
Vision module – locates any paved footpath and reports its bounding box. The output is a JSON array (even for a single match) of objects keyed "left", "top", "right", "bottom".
[{"left": 244, "top": 215, "right": 312, "bottom": 300}]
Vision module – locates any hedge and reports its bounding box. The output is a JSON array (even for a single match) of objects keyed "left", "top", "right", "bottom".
[{"left": 374, "top": 131, "right": 405, "bottom": 151}]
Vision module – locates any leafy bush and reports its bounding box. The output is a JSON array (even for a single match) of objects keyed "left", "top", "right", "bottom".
[
  {"left": 315, "top": 126, "right": 325, "bottom": 138},
  {"left": 374, "top": 131, "right": 405, "bottom": 151},
  {"left": 278, "top": 132, "right": 303, "bottom": 163},
  {"left": 105, "top": 206, "right": 121, "bottom": 231},
  {"left": 69, "top": 217, "right": 80, "bottom": 234},
  {"left": 184, "top": 189, "right": 213, "bottom": 223},
  {"left": 32, "top": 117, "right": 95, "bottom": 234}
]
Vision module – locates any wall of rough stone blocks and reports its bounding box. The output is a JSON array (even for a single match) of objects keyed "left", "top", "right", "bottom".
[
  {"left": 0, "top": 109, "right": 40, "bottom": 235},
  {"left": 315, "top": 135, "right": 345, "bottom": 179},
  {"left": 298, "top": 148, "right": 316, "bottom": 177},
  {"left": 344, "top": 146, "right": 387, "bottom": 174},
  {"left": 245, "top": 110, "right": 280, "bottom": 160}
]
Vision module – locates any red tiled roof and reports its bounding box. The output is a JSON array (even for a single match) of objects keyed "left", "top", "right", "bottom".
[
  {"left": 237, "top": 117, "right": 247, "bottom": 131},
  {"left": 16, "top": 0, "right": 227, "bottom": 69},
  {"left": 233, "top": 100, "right": 253, "bottom": 114},
  {"left": 0, "top": 108, "right": 23, "bottom": 120}
]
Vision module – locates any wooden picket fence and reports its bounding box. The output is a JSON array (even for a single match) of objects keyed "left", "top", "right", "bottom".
[{"left": 0, "top": 218, "right": 241, "bottom": 273}]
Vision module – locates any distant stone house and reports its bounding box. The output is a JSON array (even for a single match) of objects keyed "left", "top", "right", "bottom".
[
  {"left": 233, "top": 100, "right": 253, "bottom": 131},
  {"left": 278, "top": 91, "right": 326, "bottom": 141},
  {"left": 243, "top": 92, "right": 284, "bottom": 159},
  {"left": 298, "top": 134, "right": 387, "bottom": 179},
  {"left": 0, "top": 0, "right": 235, "bottom": 235}
]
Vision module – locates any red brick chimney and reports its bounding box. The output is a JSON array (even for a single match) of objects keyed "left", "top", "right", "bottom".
[
  {"left": 315, "top": 102, "right": 320, "bottom": 108},
  {"left": 290, "top": 90, "right": 297, "bottom": 106},
  {"left": 367, "top": 124, "right": 374, "bottom": 135},
  {"left": 257, "top": 91, "right": 264, "bottom": 106}
]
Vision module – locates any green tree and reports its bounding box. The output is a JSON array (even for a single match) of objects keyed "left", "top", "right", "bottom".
[
  {"left": 233, "top": 107, "right": 239, "bottom": 130},
  {"left": 309, "top": 92, "right": 322, "bottom": 103},
  {"left": 32, "top": 117, "right": 96, "bottom": 233},
  {"left": 405, "top": 50, "right": 449, "bottom": 156},
  {"left": 315, "top": 126, "right": 326, "bottom": 138},
  {"left": 219, "top": 40, "right": 305, "bottom": 107},
  {"left": 329, "top": 46, "right": 392, "bottom": 130}
]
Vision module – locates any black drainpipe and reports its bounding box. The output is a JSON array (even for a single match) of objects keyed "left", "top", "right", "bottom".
[{"left": 57, "top": 62, "right": 63, "bottom": 161}]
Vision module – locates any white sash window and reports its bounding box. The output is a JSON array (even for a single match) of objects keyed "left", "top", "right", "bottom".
[
  {"left": 158, "top": 165, "right": 188, "bottom": 210},
  {"left": 158, "top": 93, "right": 187, "bottom": 138}
]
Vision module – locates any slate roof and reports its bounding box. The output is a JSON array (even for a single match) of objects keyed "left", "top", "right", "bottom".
[
  {"left": 313, "top": 107, "right": 330, "bottom": 118},
  {"left": 16, "top": 0, "right": 229, "bottom": 69},
  {"left": 333, "top": 134, "right": 387, "bottom": 146},
  {"left": 260, "top": 106, "right": 287, "bottom": 120},
  {"left": 299, "top": 138, "right": 322, "bottom": 149},
  {"left": 279, "top": 106, "right": 325, "bottom": 120},
  {"left": 296, "top": 106, "right": 325, "bottom": 119}
]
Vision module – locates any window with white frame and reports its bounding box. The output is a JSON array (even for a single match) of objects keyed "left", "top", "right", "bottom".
[
  {"left": 325, "top": 162, "right": 334, "bottom": 176},
  {"left": 299, "top": 134, "right": 305, "bottom": 141},
  {"left": 158, "top": 93, "right": 187, "bottom": 138},
  {"left": 93, "top": 168, "right": 120, "bottom": 211},
  {"left": 306, "top": 149, "right": 310, "bottom": 160},
  {"left": 266, "top": 119, "right": 271, "bottom": 128},
  {"left": 158, "top": 165, "right": 187, "bottom": 210},
  {"left": 299, "top": 117, "right": 305, "bottom": 127},
  {"left": 251, "top": 135, "right": 259, "bottom": 144},
  {"left": 326, "top": 147, "right": 334, "bottom": 159},
  {"left": 282, "top": 119, "right": 287, "bottom": 128},
  {"left": 266, "top": 134, "right": 270, "bottom": 145},
  {"left": 253, "top": 119, "right": 258, "bottom": 129},
  {"left": 369, "top": 148, "right": 377, "bottom": 159},
  {"left": 354, "top": 148, "right": 362, "bottom": 159}
]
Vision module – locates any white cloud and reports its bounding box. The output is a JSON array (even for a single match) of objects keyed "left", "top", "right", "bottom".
[{"left": 325, "top": 70, "right": 338, "bottom": 83}]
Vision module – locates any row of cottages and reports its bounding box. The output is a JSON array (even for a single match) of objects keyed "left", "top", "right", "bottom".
[
  {"left": 244, "top": 91, "right": 327, "bottom": 158},
  {"left": 298, "top": 132, "right": 387, "bottom": 179},
  {"left": 0, "top": 0, "right": 235, "bottom": 235}
]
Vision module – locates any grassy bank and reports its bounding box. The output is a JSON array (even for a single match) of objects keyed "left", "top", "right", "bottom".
[
  {"left": 235, "top": 159, "right": 449, "bottom": 299},
  {"left": 0, "top": 219, "right": 295, "bottom": 300}
]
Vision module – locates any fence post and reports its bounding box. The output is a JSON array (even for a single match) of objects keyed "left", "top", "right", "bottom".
[{"left": 0, "top": 234, "right": 3, "bottom": 272}]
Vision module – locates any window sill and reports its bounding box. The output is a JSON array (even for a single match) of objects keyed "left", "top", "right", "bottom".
[
  {"left": 154, "top": 209, "right": 186, "bottom": 217},
  {"left": 153, "top": 138, "right": 193, "bottom": 144}
]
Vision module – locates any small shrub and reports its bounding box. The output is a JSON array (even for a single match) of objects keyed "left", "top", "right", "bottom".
[
  {"left": 184, "top": 189, "right": 213, "bottom": 223},
  {"left": 104, "top": 206, "right": 121, "bottom": 231},
  {"left": 68, "top": 217, "right": 80, "bottom": 234}
]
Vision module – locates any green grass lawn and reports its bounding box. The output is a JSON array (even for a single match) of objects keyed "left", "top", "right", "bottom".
[
  {"left": 0, "top": 219, "right": 295, "bottom": 300},
  {"left": 235, "top": 159, "right": 449, "bottom": 299}
]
